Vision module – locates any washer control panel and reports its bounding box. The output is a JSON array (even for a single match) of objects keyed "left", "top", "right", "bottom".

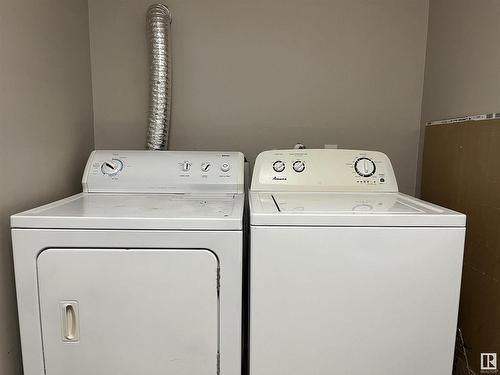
[
  {"left": 251, "top": 149, "right": 398, "bottom": 192},
  {"left": 83, "top": 150, "right": 244, "bottom": 193}
]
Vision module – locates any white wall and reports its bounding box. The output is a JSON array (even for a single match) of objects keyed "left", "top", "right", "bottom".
[
  {"left": 0, "top": 2, "right": 436, "bottom": 371},
  {"left": 88, "top": 0, "right": 429, "bottom": 194},
  {"left": 421, "top": 0, "right": 500, "bottom": 121},
  {"left": 0, "top": 1, "right": 94, "bottom": 373}
]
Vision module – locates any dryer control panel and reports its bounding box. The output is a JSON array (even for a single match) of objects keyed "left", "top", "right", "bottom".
[
  {"left": 251, "top": 149, "right": 398, "bottom": 192},
  {"left": 82, "top": 150, "right": 245, "bottom": 194}
]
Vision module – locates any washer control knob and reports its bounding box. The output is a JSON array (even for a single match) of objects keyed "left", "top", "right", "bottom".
[
  {"left": 273, "top": 160, "right": 285, "bottom": 172},
  {"left": 181, "top": 161, "right": 191, "bottom": 172},
  {"left": 101, "top": 159, "right": 123, "bottom": 176},
  {"left": 293, "top": 160, "right": 306, "bottom": 173},
  {"left": 221, "top": 162, "right": 230, "bottom": 172},
  {"left": 354, "top": 157, "right": 376, "bottom": 177},
  {"left": 201, "top": 162, "right": 211, "bottom": 172}
]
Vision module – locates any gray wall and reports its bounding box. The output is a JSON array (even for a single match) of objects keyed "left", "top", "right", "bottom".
[
  {"left": 418, "top": 0, "right": 500, "bottom": 192},
  {"left": 88, "top": 0, "right": 429, "bottom": 194},
  {"left": 0, "top": 1, "right": 94, "bottom": 373}
]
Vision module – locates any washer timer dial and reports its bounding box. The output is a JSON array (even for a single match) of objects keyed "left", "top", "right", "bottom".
[{"left": 354, "top": 157, "right": 376, "bottom": 177}]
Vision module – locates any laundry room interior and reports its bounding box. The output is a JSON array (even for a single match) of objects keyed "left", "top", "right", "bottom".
[{"left": 0, "top": 1, "right": 499, "bottom": 375}]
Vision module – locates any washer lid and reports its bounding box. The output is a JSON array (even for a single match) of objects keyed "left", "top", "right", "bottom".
[
  {"left": 249, "top": 192, "right": 465, "bottom": 227},
  {"left": 11, "top": 193, "right": 244, "bottom": 230}
]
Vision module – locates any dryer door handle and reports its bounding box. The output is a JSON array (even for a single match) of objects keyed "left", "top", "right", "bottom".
[{"left": 61, "top": 301, "right": 79, "bottom": 342}]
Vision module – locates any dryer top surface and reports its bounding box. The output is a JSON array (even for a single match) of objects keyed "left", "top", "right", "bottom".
[{"left": 12, "top": 193, "right": 244, "bottom": 230}]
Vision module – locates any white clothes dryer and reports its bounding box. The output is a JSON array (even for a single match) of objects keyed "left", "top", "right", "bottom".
[{"left": 11, "top": 150, "right": 245, "bottom": 375}]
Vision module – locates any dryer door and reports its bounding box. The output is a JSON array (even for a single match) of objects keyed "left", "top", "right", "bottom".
[{"left": 37, "top": 248, "right": 219, "bottom": 375}]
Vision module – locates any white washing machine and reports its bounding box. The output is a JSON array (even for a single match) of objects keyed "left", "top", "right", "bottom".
[
  {"left": 11, "top": 150, "right": 244, "bottom": 375},
  {"left": 249, "top": 149, "right": 466, "bottom": 375}
]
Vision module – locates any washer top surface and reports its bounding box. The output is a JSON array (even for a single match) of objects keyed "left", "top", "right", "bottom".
[
  {"left": 249, "top": 191, "right": 464, "bottom": 227},
  {"left": 249, "top": 149, "right": 465, "bottom": 227}
]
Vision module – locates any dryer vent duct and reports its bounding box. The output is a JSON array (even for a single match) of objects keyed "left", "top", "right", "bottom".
[{"left": 146, "top": 4, "right": 172, "bottom": 150}]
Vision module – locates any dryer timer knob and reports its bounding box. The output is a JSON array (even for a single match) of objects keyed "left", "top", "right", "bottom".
[{"left": 101, "top": 159, "right": 123, "bottom": 176}]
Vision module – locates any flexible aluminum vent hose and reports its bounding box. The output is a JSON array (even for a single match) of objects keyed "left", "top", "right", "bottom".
[{"left": 146, "top": 4, "right": 172, "bottom": 150}]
